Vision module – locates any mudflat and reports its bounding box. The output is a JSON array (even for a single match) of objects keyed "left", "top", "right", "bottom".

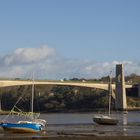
[{"left": 0, "top": 136, "right": 140, "bottom": 140}]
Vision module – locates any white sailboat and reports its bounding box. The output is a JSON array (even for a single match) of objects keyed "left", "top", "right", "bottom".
[
  {"left": 1, "top": 74, "right": 47, "bottom": 133},
  {"left": 93, "top": 74, "right": 118, "bottom": 125}
]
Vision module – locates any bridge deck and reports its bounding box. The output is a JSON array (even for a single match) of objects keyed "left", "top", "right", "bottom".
[{"left": 0, "top": 80, "right": 132, "bottom": 90}]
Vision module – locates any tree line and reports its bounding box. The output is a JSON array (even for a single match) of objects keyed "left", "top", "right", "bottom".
[{"left": 0, "top": 85, "right": 111, "bottom": 113}]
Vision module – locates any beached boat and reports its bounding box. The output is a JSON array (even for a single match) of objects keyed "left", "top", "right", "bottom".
[
  {"left": 1, "top": 121, "right": 43, "bottom": 133},
  {"left": 1, "top": 75, "right": 46, "bottom": 133},
  {"left": 93, "top": 115, "right": 118, "bottom": 125},
  {"left": 93, "top": 74, "right": 118, "bottom": 125}
]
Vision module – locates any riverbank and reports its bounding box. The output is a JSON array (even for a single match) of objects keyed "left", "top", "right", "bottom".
[
  {"left": 0, "top": 108, "right": 140, "bottom": 115},
  {"left": 127, "top": 107, "right": 140, "bottom": 111}
]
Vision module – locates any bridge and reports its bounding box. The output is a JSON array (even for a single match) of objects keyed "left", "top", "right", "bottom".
[
  {"left": 0, "top": 80, "right": 132, "bottom": 90},
  {"left": 0, "top": 64, "right": 139, "bottom": 110}
]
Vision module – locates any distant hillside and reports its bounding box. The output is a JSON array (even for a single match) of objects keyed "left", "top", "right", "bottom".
[{"left": 0, "top": 85, "right": 109, "bottom": 112}]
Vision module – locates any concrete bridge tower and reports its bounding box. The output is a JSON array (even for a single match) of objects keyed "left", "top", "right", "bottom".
[{"left": 115, "top": 64, "right": 127, "bottom": 110}]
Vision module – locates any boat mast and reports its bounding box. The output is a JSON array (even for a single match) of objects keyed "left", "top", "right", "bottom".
[
  {"left": 0, "top": 89, "right": 1, "bottom": 111},
  {"left": 31, "top": 73, "right": 34, "bottom": 114},
  {"left": 108, "top": 71, "right": 112, "bottom": 117}
]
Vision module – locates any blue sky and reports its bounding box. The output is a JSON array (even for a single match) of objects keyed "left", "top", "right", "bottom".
[{"left": 0, "top": 0, "right": 140, "bottom": 79}]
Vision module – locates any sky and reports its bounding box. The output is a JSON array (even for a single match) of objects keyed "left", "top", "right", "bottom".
[{"left": 0, "top": 0, "right": 140, "bottom": 79}]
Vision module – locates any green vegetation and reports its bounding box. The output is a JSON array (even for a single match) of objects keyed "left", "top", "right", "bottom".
[
  {"left": 127, "top": 97, "right": 140, "bottom": 107},
  {"left": 0, "top": 85, "right": 110, "bottom": 113}
]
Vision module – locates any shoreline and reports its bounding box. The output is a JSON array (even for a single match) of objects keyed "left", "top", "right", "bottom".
[{"left": 0, "top": 108, "right": 140, "bottom": 115}]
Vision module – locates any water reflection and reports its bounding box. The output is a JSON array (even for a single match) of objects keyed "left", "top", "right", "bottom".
[
  {"left": 123, "top": 113, "right": 128, "bottom": 125},
  {"left": 122, "top": 112, "right": 128, "bottom": 136}
]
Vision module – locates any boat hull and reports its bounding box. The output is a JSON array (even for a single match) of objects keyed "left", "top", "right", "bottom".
[
  {"left": 93, "top": 117, "right": 118, "bottom": 125},
  {"left": 1, "top": 123, "right": 43, "bottom": 133}
]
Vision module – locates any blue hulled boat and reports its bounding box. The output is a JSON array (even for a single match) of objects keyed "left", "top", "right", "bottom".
[
  {"left": 1, "top": 121, "right": 42, "bottom": 133},
  {"left": 1, "top": 75, "right": 46, "bottom": 133}
]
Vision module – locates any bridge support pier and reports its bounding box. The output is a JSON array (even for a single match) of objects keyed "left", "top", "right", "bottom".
[{"left": 115, "top": 64, "right": 127, "bottom": 110}]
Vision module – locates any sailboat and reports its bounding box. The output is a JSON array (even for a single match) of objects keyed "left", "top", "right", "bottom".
[
  {"left": 1, "top": 75, "right": 47, "bottom": 133},
  {"left": 93, "top": 75, "right": 118, "bottom": 125}
]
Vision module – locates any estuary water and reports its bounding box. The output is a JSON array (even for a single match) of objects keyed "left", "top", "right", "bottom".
[{"left": 0, "top": 111, "right": 140, "bottom": 138}]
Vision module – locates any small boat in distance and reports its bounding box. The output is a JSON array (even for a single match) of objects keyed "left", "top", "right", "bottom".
[
  {"left": 1, "top": 74, "right": 46, "bottom": 133},
  {"left": 93, "top": 73, "right": 118, "bottom": 125}
]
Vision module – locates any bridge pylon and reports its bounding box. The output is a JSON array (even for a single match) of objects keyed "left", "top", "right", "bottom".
[{"left": 115, "top": 64, "right": 127, "bottom": 110}]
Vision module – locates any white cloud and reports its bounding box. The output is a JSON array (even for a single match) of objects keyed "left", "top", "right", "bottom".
[
  {"left": 0, "top": 45, "right": 140, "bottom": 79},
  {"left": 2, "top": 45, "right": 55, "bottom": 66}
]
